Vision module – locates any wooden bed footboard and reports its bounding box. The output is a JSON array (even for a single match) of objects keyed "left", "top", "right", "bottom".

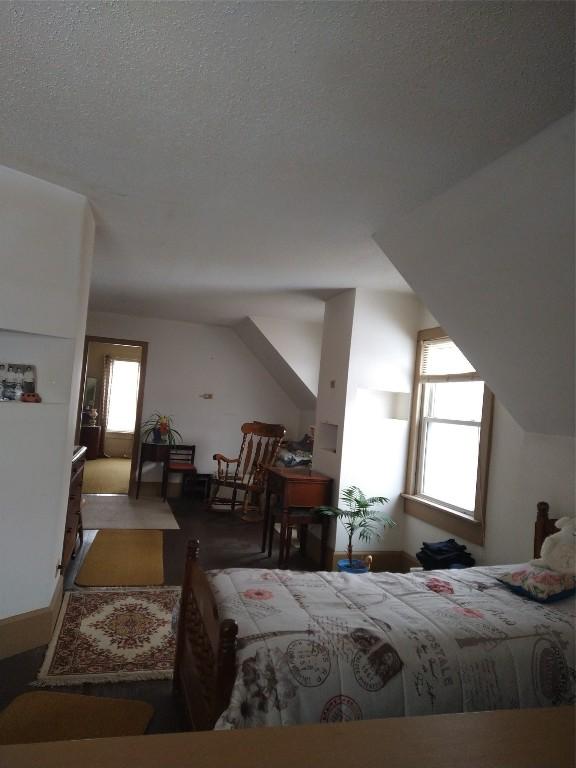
[{"left": 173, "top": 539, "right": 238, "bottom": 731}]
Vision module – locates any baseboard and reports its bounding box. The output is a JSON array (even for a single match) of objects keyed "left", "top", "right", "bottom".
[
  {"left": 0, "top": 577, "right": 63, "bottom": 660},
  {"left": 305, "top": 532, "right": 419, "bottom": 573}
]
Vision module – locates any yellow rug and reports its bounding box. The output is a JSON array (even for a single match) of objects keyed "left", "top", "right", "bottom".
[
  {"left": 75, "top": 530, "right": 164, "bottom": 586},
  {"left": 0, "top": 692, "right": 153, "bottom": 744},
  {"left": 82, "top": 458, "right": 131, "bottom": 494}
]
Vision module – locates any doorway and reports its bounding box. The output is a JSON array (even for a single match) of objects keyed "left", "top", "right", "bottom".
[{"left": 76, "top": 336, "right": 148, "bottom": 496}]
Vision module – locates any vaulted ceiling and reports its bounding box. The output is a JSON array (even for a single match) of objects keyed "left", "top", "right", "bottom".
[{"left": 1, "top": 1, "right": 573, "bottom": 324}]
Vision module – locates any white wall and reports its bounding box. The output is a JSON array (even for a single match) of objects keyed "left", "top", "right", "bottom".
[
  {"left": 376, "top": 115, "right": 574, "bottom": 436},
  {"left": 312, "top": 290, "right": 356, "bottom": 497},
  {"left": 86, "top": 311, "right": 301, "bottom": 476},
  {"left": 0, "top": 166, "right": 94, "bottom": 620},
  {"left": 403, "top": 401, "right": 575, "bottom": 565},
  {"left": 338, "top": 291, "right": 423, "bottom": 552}
]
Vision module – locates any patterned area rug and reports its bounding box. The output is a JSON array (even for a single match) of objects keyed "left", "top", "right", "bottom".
[{"left": 37, "top": 588, "right": 180, "bottom": 686}]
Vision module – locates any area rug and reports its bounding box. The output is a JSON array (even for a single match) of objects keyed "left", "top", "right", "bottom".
[
  {"left": 75, "top": 530, "right": 164, "bottom": 587},
  {"left": 82, "top": 494, "right": 179, "bottom": 530},
  {"left": 0, "top": 691, "right": 154, "bottom": 744},
  {"left": 82, "top": 458, "right": 131, "bottom": 494},
  {"left": 36, "top": 588, "right": 180, "bottom": 686}
]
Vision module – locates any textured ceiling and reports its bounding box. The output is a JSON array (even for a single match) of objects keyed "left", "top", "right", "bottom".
[{"left": 1, "top": 1, "right": 574, "bottom": 324}]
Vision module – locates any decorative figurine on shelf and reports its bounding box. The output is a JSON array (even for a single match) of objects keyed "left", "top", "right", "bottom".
[
  {"left": 141, "top": 412, "right": 182, "bottom": 445},
  {"left": 88, "top": 406, "right": 99, "bottom": 426},
  {"left": 20, "top": 392, "right": 42, "bottom": 403}
]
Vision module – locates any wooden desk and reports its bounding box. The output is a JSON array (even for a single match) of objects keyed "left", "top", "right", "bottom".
[
  {"left": 1, "top": 707, "right": 573, "bottom": 768},
  {"left": 135, "top": 442, "right": 170, "bottom": 499},
  {"left": 262, "top": 466, "right": 332, "bottom": 568}
]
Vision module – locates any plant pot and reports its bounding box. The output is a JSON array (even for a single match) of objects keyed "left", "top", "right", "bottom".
[
  {"left": 336, "top": 559, "right": 369, "bottom": 574},
  {"left": 152, "top": 427, "right": 167, "bottom": 443}
]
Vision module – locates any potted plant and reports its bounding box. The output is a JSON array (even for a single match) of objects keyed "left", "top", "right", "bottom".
[
  {"left": 141, "top": 412, "right": 182, "bottom": 445},
  {"left": 317, "top": 485, "right": 396, "bottom": 574}
]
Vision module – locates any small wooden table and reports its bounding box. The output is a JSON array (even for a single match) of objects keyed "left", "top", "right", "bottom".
[{"left": 262, "top": 466, "right": 333, "bottom": 568}]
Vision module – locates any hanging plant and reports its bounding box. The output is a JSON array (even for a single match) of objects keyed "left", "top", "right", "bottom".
[{"left": 141, "top": 412, "right": 183, "bottom": 445}]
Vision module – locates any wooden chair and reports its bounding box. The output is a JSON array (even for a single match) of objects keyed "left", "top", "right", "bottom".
[
  {"left": 210, "top": 422, "right": 286, "bottom": 520},
  {"left": 173, "top": 540, "right": 238, "bottom": 731},
  {"left": 161, "top": 444, "right": 196, "bottom": 502}
]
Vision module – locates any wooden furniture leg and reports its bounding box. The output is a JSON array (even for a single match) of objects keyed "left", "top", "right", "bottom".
[
  {"left": 299, "top": 524, "right": 308, "bottom": 556},
  {"left": 281, "top": 511, "right": 291, "bottom": 568},
  {"left": 261, "top": 486, "right": 272, "bottom": 553},
  {"left": 320, "top": 516, "right": 329, "bottom": 570}
]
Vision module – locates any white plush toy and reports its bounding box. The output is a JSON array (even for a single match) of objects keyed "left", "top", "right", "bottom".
[{"left": 533, "top": 517, "right": 576, "bottom": 574}]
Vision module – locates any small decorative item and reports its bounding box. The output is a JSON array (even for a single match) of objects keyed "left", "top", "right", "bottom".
[
  {"left": 141, "top": 412, "right": 182, "bottom": 445},
  {"left": 88, "top": 407, "right": 99, "bottom": 426},
  {"left": 316, "top": 485, "right": 396, "bottom": 574},
  {"left": 20, "top": 392, "right": 42, "bottom": 403},
  {"left": 0, "top": 362, "right": 37, "bottom": 402}
]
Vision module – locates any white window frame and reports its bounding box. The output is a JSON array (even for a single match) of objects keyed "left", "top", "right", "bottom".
[{"left": 404, "top": 327, "right": 494, "bottom": 545}]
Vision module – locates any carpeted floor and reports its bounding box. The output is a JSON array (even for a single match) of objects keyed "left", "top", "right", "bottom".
[
  {"left": 37, "top": 588, "right": 180, "bottom": 686},
  {"left": 75, "top": 530, "right": 164, "bottom": 586},
  {"left": 82, "top": 495, "right": 179, "bottom": 530},
  {"left": 83, "top": 458, "right": 131, "bottom": 494}
]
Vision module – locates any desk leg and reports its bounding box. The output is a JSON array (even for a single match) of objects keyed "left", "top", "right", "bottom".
[
  {"left": 261, "top": 487, "right": 272, "bottom": 553},
  {"left": 320, "top": 518, "right": 329, "bottom": 571},
  {"left": 299, "top": 524, "right": 308, "bottom": 557},
  {"left": 281, "top": 511, "right": 291, "bottom": 568}
]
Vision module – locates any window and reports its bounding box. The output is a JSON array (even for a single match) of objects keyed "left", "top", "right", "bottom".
[
  {"left": 404, "top": 328, "right": 493, "bottom": 544},
  {"left": 106, "top": 359, "right": 140, "bottom": 433}
]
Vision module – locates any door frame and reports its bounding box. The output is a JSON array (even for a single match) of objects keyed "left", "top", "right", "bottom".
[{"left": 76, "top": 335, "right": 149, "bottom": 497}]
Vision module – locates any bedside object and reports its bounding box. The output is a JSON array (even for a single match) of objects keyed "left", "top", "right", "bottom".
[{"left": 79, "top": 425, "right": 101, "bottom": 460}]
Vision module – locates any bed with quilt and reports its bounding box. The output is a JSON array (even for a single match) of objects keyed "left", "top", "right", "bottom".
[{"left": 173, "top": 505, "right": 575, "bottom": 731}]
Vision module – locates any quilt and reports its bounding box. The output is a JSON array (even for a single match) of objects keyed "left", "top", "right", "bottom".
[{"left": 207, "top": 566, "right": 575, "bottom": 729}]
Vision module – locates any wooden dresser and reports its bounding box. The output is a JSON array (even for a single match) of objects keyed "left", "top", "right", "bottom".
[
  {"left": 60, "top": 445, "right": 87, "bottom": 573},
  {"left": 79, "top": 425, "right": 101, "bottom": 460}
]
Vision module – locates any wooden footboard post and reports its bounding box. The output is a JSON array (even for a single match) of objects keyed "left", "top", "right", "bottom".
[
  {"left": 217, "top": 619, "right": 239, "bottom": 718},
  {"left": 173, "top": 539, "right": 200, "bottom": 694},
  {"left": 534, "top": 501, "right": 559, "bottom": 558}
]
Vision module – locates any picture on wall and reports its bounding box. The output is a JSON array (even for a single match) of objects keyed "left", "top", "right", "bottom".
[{"left": 0, "top": 362, "right": 37, "bottom": 401}]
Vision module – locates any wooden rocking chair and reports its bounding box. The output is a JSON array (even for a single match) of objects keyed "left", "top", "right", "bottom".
[{"left": 210, "top": 421, "right": 286, "bottom": 521}]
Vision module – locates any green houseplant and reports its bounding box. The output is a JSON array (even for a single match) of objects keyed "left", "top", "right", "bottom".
[
  {"left": 141, "top": 412, "right": 182, "bottom": 445},
  {"left": 317, "top": 485, "right": 396, "bottom": 574}
]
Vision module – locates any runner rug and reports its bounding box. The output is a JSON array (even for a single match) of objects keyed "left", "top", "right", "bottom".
[
  {"left": 75, "top": 530, "right": 164, "bottom": 587},
  {"left": 36, "top": 587, "right": 180, "bottom": 686}
]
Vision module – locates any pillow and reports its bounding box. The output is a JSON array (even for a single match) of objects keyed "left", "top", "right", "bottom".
[{"left": 497, "top": 565, "right": 576, "bottom": 603}]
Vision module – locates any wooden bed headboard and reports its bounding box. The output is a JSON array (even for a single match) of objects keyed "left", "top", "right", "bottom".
[{"left": 534, "top": 501, "right": 560, "bottom": 558}]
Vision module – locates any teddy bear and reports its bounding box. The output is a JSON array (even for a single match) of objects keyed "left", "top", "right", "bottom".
[{"left": 533, "top": 517, "right": 576, "bottom": 575}]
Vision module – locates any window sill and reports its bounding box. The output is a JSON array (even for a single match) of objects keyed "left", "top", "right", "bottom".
[{"left": 402, "top": 493, "right": 484, "bottom": 546}]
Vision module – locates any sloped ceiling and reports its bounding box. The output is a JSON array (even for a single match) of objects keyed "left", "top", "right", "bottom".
[
  {"left": 0, "top": 2, "right": 574, "bottom": 324},
  {"left": 375, "top": 116, "right": 574, "bottom": 437},
  {"left": 235, "top": 318, "right": 317, "bottom": 411}
]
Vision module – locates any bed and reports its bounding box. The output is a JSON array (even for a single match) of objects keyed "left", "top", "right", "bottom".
[{"left": 173, "top": 502, "right": 575, "bottom": 730}]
